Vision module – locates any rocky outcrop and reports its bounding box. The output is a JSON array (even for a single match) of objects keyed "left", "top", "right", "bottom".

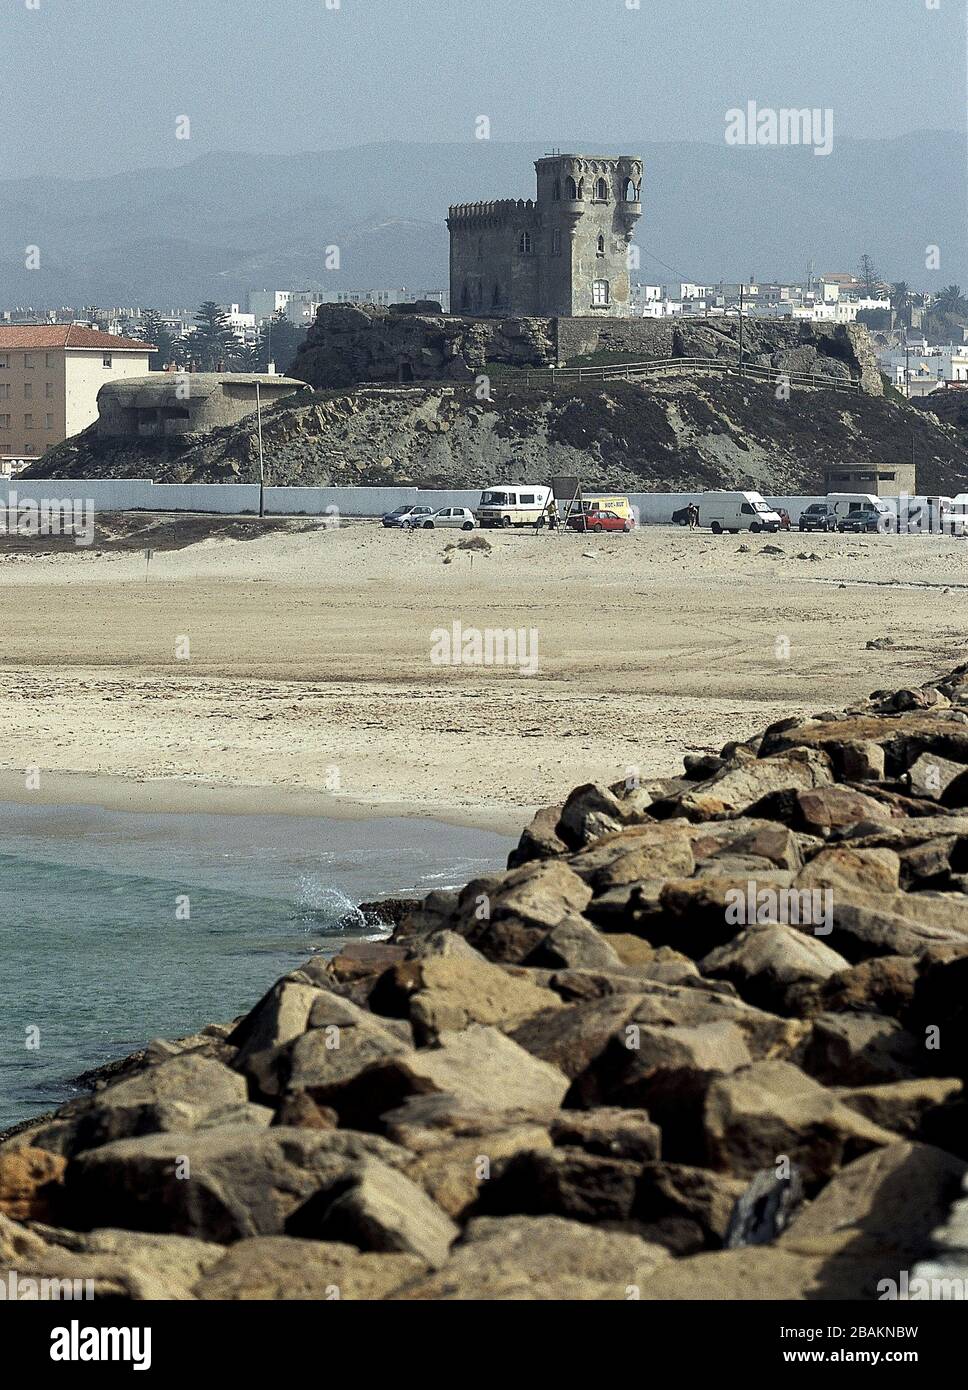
[
  {"left": 291, "top": 304, "right": 883, "bottom": 396},
  {"left": 5, "top": 660, "right": 968, "bottom": 1298},
  {"left": 31, "top": 367, "right": 968, "bottom": 496}
]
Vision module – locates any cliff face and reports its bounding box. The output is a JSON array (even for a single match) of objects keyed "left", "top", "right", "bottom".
[
  {"left": 27, "top": 374, "right": 968, "bottom": 497},
  {"left": 290, "top": 304, "right": 884, "bottom": 397}
]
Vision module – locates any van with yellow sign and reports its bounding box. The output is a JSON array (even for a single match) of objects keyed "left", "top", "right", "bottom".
[{"left": 581, "top": 495, "right": 635, "bottom": 524}]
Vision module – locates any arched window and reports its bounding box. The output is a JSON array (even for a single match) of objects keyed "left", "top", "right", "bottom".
[
  {"left": 597, "top": 233, "right": 606, "bottom": 256},
  {"left": 518, "top": 231, "right": 533, "bottom": 254},
  {"left": 595, "top": 177, "right": 608, "bottom": 201},
  {"left": 552, "top": 179, "right": 561, "bottom": 201},
  {"left": 624, "top": 178, "right": 639, "bottom": 202},
  {"left": 565, "top": 176, "right": 578, "bottom": 200},
  {"left": 551, "top": 228, "right": 562, "bottom": 257},
  {"left": 592, "top": 279, "right": 610, "bottom": 307},
  {"left": 577, "top": 178, "right": 585, "bottom": 199}
]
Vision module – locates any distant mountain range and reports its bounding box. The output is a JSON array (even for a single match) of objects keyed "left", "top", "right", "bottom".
[{"left": 0, "top": 133, "right": 963, "bottom": 310}]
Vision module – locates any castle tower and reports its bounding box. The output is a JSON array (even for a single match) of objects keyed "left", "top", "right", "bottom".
[{"left": 447, "top": 153, "right": 642, "bottom": 319}]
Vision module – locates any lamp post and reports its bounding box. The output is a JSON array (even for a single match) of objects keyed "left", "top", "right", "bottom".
[{"left": 256, "top": 381, "right": 265, "bottom": 519}]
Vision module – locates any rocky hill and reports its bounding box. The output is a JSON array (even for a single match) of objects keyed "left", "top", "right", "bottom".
[
  {"left": 2, "top": 663, "right": 967, "bottom": 1299},
  {"left": 28, "top": 372, "right": 968, "bottom": 498}
]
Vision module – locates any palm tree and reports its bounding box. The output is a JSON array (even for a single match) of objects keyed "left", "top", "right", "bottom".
[
  {"left": 890, "top": 281, "right": 912, "bottom": 325},
  {"left": 936, "top": 285, "right": 968, "bottom": 316}
]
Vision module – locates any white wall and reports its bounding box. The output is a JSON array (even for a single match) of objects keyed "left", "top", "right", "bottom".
[{"left": 0, "top": 480, "right": 840, "bottom": 524}]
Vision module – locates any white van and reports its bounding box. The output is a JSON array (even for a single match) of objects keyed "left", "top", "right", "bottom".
[
  {"left": 476, "top": 484, "right": 553, "bottom": 528},
  {"left": 826, "top": 493, "right": 893, "bottom": 521},
  {"left": 701, "top": 491, "right": 783, "bottom": 535}
]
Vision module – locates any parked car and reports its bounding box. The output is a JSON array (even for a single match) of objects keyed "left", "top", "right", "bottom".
[
  {"left": 798, "top": 503, "right": 838, "bottom": 533},
  {"left": 837, "top": 507, "right": 889, "bottom": 533},
  {"left": 416, "top": 507, "right": 476, "bottom": 531},
  {"left": 672, "top": 505, "right": 693, "bottom": 526},
  {"left": 567, "top": 509, "right": 631, "bottom": 533},
  {"left": 382, "top": 505, "right": 436, "bottom": 528}
]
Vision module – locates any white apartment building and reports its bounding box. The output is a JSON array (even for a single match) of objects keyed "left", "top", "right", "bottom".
[{"left": 0, "top": 325, "right": 153, "bottom": 468}]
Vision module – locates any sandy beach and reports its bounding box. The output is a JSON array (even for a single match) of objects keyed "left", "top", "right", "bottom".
[{"left": 0, "top": 518, "right": 963, "bottom": 834}]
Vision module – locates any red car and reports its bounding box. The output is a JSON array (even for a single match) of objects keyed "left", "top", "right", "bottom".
[{"left": 566, "top": 510, "right": 632, "bottom": 533}]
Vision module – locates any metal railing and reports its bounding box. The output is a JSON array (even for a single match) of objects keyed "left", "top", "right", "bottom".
[{"left": 521, "top": 356, "right": 862, "bottom": 393}]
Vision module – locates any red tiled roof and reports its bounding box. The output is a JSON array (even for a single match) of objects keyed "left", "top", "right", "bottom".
[{"left": 0, "top": 325, "right": 154, "bottom": 351}]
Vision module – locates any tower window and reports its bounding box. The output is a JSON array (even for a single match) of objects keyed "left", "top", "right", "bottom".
[
  {"left": 592, "top": 279, "right": 610, "bottom": 307},
  {"left": 566, "top": 176, "right": 580, "bottom": 201},
  {"left": 597, "top": 234, "right": 606, "bottom": 256},
  {"left": 595, "top": 177, "right": 608, "bottom": 201},
  {"left": 518, "top": 231, "right": 533, "bottom": 254},
  {"left": 552, "top": 179, "right": 561, "bottom": 201},
  {"left": 624, "top": 178, "right": 640, "bottom": 201},
  {"left": 552, "top": 229, "right": 562, "bottom": 256},
  {"left": 461, "top": 283, "right": 471, "bottom": 311}
]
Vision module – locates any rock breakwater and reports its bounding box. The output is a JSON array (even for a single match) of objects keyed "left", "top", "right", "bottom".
[{"left": 3, "top": 665, "right": 968, "bottom": 1299}]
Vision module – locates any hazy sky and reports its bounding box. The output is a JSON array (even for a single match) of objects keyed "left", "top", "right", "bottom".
[{"left": 1, "top": 0, "right": 965, "bottom": 180}]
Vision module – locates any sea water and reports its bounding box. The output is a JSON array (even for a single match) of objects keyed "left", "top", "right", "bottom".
[{"left": 0, "top": 801, "right": 514, "bottom": 1131}]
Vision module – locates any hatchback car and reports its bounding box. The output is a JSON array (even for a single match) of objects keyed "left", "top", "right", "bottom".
[
  {"left": 382, "top": 505, "right": 436, "bottom": 528},
  {"left": 417, "top": 507, "right": 476, "bottom": 531},
  {"left": 567, "top": 510, "right": 632, "bottom": 533},
  {"left": 798, "top": 504, "right": 838, "bottom": 533}
]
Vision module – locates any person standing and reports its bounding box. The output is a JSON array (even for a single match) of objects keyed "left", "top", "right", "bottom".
[{"left": 688, "top": 503, "right": 699, "bottom": 530}]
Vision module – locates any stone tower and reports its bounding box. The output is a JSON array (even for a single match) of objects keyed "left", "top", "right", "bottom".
[{"left": 447, "top": 153, "right": 642, "bottom": 319}]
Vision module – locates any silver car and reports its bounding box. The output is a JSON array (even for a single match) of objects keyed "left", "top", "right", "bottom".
[
  {"left": 382, "top": 505, "right": 436, "bottom": 528},
  {"left": 416, "top": 507, "right": 476, "bottom": 531}
]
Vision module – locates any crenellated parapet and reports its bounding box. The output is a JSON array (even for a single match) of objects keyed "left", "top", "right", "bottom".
[{"left": 447, "top": 199, "right": 538, "bottom": 226}]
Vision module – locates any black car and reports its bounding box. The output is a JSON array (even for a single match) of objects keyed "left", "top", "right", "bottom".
[
  {"left": 838, "top": 508, "right": 888, "bottom": 533},
  {"left": 798, "top": 503, "right": 837, "bottom": 533},
  {"left": 672, "top": 505, "right": 697, "bottom": 526}
]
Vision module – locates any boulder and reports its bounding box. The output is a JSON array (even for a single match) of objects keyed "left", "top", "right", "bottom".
[
  {"left": 0, "top": 1147, "right": 66, "bottom": 1221},
  {"left": 393, "top": 1214, "right": 669, "bottom": 1300},
  {"left": 796, "top": 846, "right": 901, "bottom": 896},
  {"left": 375, "top": 937, "right": 561, "bottom": 1041},
  {"left": 801, "top": 1012, "right": 923, "bottom": 1086},
  {"left": 637, "top": 1162, "right": 749, "bottom": 1248},
  {"left": 526, "top": 917, "right": 624, "bottom": 970},
  {"left": 833, "top": 1078, "right": 963, "bottom": 1137},
  {"left": 567, "top": 1020, "right": 752, "bottom": 1114},
  {"left": 678, "top": 750, "right": 832, "bottom": 820},
  {"left": 64, "top": 1126, "right": 409, "bottom": 1242},
  {"left": 507, "top": 994, "right": 644, "bottom": 1079},
  {"left": 699, "top": 925, "right": 849, "bottom": 1012},
  {"left": 289, "top": 1157, "right": 458, "bottom": 1267},
  {"left": 778, "top": 1141, "right": 967, "bottom": 1265},
  {"left": 0, "top": 1217, "right": 224, "bottom": 1300},
  {"left": 326, "top": 1025, "right": 570, "bottom": 1130},
  {"left": 703, "top": 1060, "right": 895, "bottom": 1185},
  {"left": 24, "top": 1054, "right": 250, "bottom": 1159},
  {"left": 406, "top": 1124, "right": 552, "bottom": 1218},
  {"left": 550, "top": 1109, "right": 661, "bottom": 1162},
  {"left": 193, "top": 1236, "right": 426, "bottom": 1300},
  {"left": 479, "top": 1147, "right": 643, "bottom": 1223}
]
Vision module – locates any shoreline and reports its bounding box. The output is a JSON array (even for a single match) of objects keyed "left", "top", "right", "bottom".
[{"left": 0, "top": 767, "right": 532, "bottom": 836}]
